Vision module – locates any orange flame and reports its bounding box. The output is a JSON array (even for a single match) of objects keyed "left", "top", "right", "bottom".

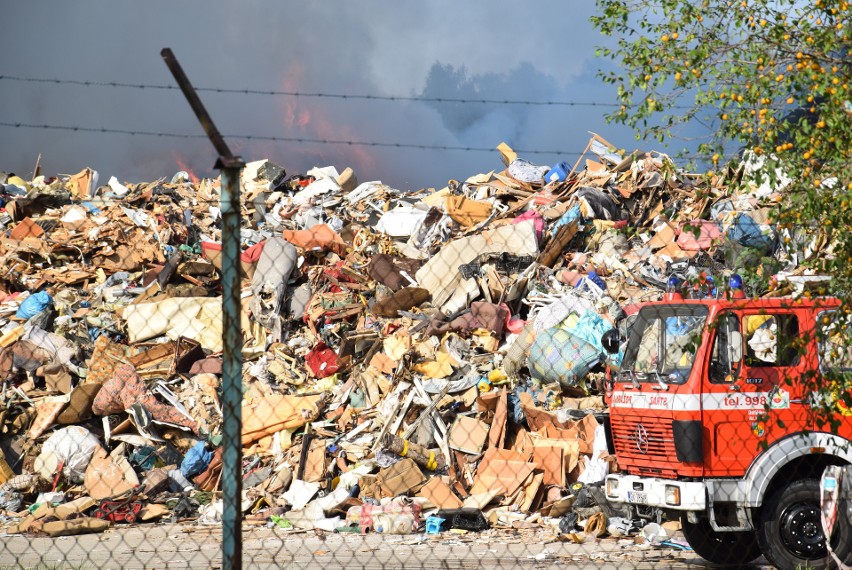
[
  {"left": 278, "top": 63, "right": 377, "bottom": 175},
  {"left": 172, "top": 151, "right": 200, "bottom": 184},
  {"left": 282, "top": 63, "right": 312, "bottom": 130},
  {"left": 285, "top": 102, "right": 312, "bottom": 129}
]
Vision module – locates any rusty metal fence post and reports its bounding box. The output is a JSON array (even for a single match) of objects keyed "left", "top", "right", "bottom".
[
  {"left": 218, "top": 164, "right": 244, "bottom": 570},
  {"left": 161, "top": 47, "right": 245, "bottom": 570}
]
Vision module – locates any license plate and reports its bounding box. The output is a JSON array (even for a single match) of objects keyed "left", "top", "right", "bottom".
[{"left": 627, "top": 491, "right": 648, "bottom": 504}]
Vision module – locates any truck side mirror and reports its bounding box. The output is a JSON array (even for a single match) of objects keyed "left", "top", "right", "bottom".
[
  {"left": 728, "top": 330, "right": 743, "bottom": 363},
  {"left": 602, "top": 329, "right": 622, "bottom": 354}
]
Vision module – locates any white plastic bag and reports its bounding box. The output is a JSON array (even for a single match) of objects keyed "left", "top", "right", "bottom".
[
  {"left": 34, "top": 426, "right": 102, "bottom": 484},
  {"left": 578, "top": 424, "right": 610, "bottom": 485}
]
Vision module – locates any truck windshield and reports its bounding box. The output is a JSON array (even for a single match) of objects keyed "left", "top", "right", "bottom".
[{"left": 620, "top": 305, "right": 708, "bottom": 384}]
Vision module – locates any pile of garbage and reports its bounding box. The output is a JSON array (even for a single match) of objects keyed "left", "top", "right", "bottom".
[{"left": 0, "top": 134, "right": 820, "bottom": 538}]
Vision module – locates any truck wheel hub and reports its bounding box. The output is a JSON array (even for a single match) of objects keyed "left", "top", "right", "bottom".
[{"left": 780, "top": 503, "right": 825, "bottom": 557}]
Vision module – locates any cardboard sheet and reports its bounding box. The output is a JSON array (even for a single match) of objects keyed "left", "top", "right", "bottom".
[
  {"left": 84, "top": 445, "right": 140, "bottom": 500},
  {"left": 470, "top": 459, "right": 536, "bottom": 497},
  {"left": 531, "top": 437, "right": 581, "bottom": 474},
  {"left": 449, "top": 415, "right": 489, "bottom": 455},
  {"left": 376, "top": 458, "right": 426, "bottom": 497},
  {"left": 300, "top": 439, "right": 327, "bottom": 483},
  {"left": 417, "top": 476, "right": 463, "bottom": 509},
  {"left": 518, "top": 471, "right": 544, "bottom": 513},
  {"left": 241, "top": 394, "right": 322, "bottom": 445},
  {"left": 533, "top": 446, "right": 566, "bottom": 487},
  {"left": 41, "top": 517, "right": 109, "bottom": 537},
  {"left": 487, "top": 389, "right": 508, "bottom": 450}
]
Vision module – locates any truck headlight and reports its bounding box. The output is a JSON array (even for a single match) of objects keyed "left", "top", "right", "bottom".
[
  {"left": 606, "top": 478, "right": 619, "bottom": 497},
  {"left": 665, "top": 485, "right": 681, "bottom": 506}
]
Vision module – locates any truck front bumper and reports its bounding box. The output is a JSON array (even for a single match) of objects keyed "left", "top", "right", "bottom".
[{"left": 605, "top": 474, "right": 707, "bottom": 511}]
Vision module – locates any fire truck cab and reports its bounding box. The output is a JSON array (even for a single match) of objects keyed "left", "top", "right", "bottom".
[{"left": 604, "top": 291, "right": 852, "bottom": 569}]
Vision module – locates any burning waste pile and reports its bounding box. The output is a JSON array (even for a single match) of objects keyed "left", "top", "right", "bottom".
[{"left": 0, "top": 134, "right": 819, "bottom": 542}]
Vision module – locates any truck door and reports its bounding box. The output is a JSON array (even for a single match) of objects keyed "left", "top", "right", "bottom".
[
  {"left": 704, "top": 310, "right": 806, "bottom": 475},
  {"left": 815, "top": 309, "right": 852, "bottom": 425}
]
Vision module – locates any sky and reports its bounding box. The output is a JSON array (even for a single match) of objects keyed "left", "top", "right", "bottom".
[{"left": 0, "top": 2, "right": 675, "bottom": 191}]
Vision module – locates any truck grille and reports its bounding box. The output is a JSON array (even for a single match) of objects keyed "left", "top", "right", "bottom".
[{"left": 611, "top": 416, "right": 675, "bottom": 462}]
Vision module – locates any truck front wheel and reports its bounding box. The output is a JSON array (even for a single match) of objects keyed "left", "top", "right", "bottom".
[
  {"left": 680, "top": 515, "right": 761, "bottom": 565},
  {"left": 758, "top": 478, "right": 851, "bottom": 570}
]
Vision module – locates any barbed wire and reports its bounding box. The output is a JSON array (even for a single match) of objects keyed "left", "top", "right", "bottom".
[
  {"left": 0, "top": 121, "right": 716, "bottom": 162},
  {"left": 0, "top": 74, "right": 691, "bottom": 109}
]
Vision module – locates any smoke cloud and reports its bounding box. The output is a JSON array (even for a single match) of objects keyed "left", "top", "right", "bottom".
[{"left": 0, "top": 1, "right": 652, "bottom": 190}]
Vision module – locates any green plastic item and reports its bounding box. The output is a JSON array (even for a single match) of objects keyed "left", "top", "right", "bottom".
[{"left": 270, "top": 515, "right": 292, "bottom": 529}]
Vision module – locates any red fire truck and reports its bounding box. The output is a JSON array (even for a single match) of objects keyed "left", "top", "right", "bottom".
[{"left": 603, "top": 286, "right": 852, "bottom": 569}]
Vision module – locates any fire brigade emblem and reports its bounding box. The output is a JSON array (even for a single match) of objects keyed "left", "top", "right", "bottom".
[
  {"left": 635, "top": 424, "right": 649, "bottom": 454},
  {"left": 769, "top": 387, "right": 790, "bottom": 410}
]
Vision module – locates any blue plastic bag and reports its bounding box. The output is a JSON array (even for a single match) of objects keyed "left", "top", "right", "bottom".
[
  {"left": 570, "top": 310, "right": 614, "bottom": 354},
  {"left": 16, "top": 291, "right": 52, "bottom": 320},
  {"left": 553, "top": 204, "right": 582, "bottom": 232},
  {"left": 180, "top": 441, "right": 213, "bottom": 478},
  {"left": 726, "top": 213, "right": 775, "bottom": 253}
]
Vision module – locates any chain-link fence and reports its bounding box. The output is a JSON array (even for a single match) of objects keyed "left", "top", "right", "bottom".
[{"left": 1, "top": 65, "right": 851, "bottom": 570}]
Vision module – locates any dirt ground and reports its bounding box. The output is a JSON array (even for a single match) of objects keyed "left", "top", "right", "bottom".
[{"left": 0, "top": 523, "right": 773, "bottom": 569}]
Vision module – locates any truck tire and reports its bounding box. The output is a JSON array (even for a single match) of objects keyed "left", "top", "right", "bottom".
[
  {"left": 681, "top": 515, "right": 762, "bottom": 565},
  {"left": 758, "top": 478, "right": 852, "bottom": 570}
]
